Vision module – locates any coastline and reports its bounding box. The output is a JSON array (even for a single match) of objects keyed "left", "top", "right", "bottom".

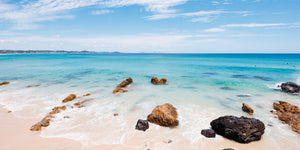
[{"left": 0, "top": 105, "right": 123, "bottom": 150}]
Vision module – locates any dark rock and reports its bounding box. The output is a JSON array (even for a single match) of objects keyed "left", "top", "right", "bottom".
[
  {"left": 242, "top": 103, "right": 254, "bottom": 115},
  {"left": 232, "top": 75, "right": 249, "bottom": 79},
  {"left": 210, "top": 116, "right": 265, "bottom": 143},
  {"left": 253, "top": 76, "right": 271, "bottom": 81},
  {"left": 271, "top": 101, "right": 300, "bottom": 134},
  {"left": 147, "top": 103, "right": 179, "bottom": 126},
  {"left": 201, "top": 129, "right": 216, "bottom": 138},
  {"left": 236, "top": 94, "right": 251, "bottom": 97},
  {"left": 163, "top": 139, "right": 172, "bottom": 143},
  {"left": 64, "top": 116, "right": 70, "bottom": 118},
  {"left": 281, "top": 82, "right": 300, "bottom": 94},
  {"left": 220, "top": 87, "right": 234, "bottom": 90},
  {"left": 223, "top": 148, "right": 235, "bottom": 150},
  {"left": 135, "top": 119, "right": 149, "bottom": 131}
]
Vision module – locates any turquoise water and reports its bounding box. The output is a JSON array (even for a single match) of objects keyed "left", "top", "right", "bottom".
[{"left": 0, "top": 54, "right": 300, "bottom": 149}]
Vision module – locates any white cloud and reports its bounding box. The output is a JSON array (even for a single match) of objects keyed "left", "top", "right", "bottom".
[
  {"left": 0, "top": 0, "right": 189, "bottom": 30},
  {"left": 222, "top": 23, "right": 286, "bottom": 28},
  {"left": 91, "top": 10, "right": 113, "bottom": 15},
  {"left": 203, "top": 28, "right": 226, "bottom": 32}
]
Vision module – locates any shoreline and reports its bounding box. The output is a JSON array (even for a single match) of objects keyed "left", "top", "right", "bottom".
[{"left": 0, "top": 105, "right": 123, "bottom": 150}]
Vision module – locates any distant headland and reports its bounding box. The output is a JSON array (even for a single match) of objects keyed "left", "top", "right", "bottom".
[{"left": 0, "top": 50, "right": 120, "bottom": 54}]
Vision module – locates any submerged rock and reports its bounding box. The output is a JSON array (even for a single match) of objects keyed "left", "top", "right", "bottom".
[
  {"left": 0, "top": 81, "right": 9, "bottom": 86},
  {"left": 49, "top": 106, "right": 66, "bottom": 114},
  {"left": 210, "top": 116, "right": 265, "bottom": 143},
  {"left": 83, "top": 93, "right": 90, "bottom": 96},
  {"left": 201, "top": 129, "right": 216, "bottom": 138},
  {"left": 113, "top": 77, "right": 133, "bottom": 93},
  {"left": 147, "top": 103, "right": 179, "bottom": 126},
  {"left": 135, "top": 119, "right": 149, "bottom": 131},
  {"left": 271, "top": 101, "right": 300, "bottom": 134},
  {"left": 74, "top": 99, "right": 91, "bottom": 108},
  {"left": 62, "top": 94, "right": 76, "bottom": 103},
  {"left": 26, "top": 84, "right": 41, "bottom": 88},
  {"left": 30, "top": 124, "right": 42, "bottom": 131},
  {"left": 281, "top": 82, "right": 300, "bottom": 94},
  {"left": 242, "top": 103, "right": 254, "bottom": 115},
  {"left": 151, "top": 77, "right": 167, "bottom": 85}
]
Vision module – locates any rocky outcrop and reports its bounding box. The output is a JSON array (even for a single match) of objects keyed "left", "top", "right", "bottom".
[
  {"left": 242, "top": 103, "right": 254, "bottom": 115},
  {"left": 210, "top": 116, "right": 265, "bottom": 143},
  {"left": 281, "top": 82, "right": 300, "bottom": 94},
  {"left": 135, "top": 119, "right": 149, "bottom": 131},
  {"left": 0, "top": 81, "right": 9, "bottom": 86},
  {"left": 201, "top": 129, "right": 216, "bottom": 138},
  {"left": 271, "top": 101, "right": 300, "bottom": 134},
  {"left": 147, "top": 103, "right": 179, "bottom": 126},
  {"left": 113, "top": 77, "right": 133, "bottom": 93},
  {"left": 151, "top": 77, "right": 167, "bottom": 85},
  {"left": 49, "top": 106, "right": 66, "bottom": 114},
  {"left": 62, "top": 94, "right": 76, "bottom": 103}
]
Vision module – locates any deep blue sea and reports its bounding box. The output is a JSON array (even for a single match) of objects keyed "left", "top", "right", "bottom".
[{"left": 0, "top": 53, "right": 299, "bottom": 150}]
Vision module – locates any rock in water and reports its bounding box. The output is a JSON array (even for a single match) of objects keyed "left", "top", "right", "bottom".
[
  {"left": 0, "top": 81, "right": 9, "bottom": 86},
  {"left": 113, "top": 77, "right": 133, "bottom": 93},
  {"left": 281, "top": 82, "right": 300, "bottom": 94},
  {"left": 242, "top": 103, "right": 254, "bottom": 115},
  {"left": 147, "top": 103, "right": 179, "bottom": 126},
  {"left": 151, "top": 77, "right": 167, "bottom": 85},
  {"left": 201, "top": 129, "right": 216, "bottom": 138},
  {"left": 135, "top": 119, "right": 149, "bottom": 131},
  {"left": 62, "top": 94, "right": 76, "bottom": 103},
  {"left": 271, "top": 101, "right": 300, "bottom": 134},
  {"left": 210, "top": 116, "right": 265, "bottom": 143},
  {"left": 30, "top": 124, "right": 42, "bottom": 131}
]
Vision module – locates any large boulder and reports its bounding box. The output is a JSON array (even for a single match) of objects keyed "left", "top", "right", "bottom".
[
  {"left": 151, "top": 77, "right": 167, "bottom": 85},
  {"left": 281, "top": 82, "right": 300, "bottom": 94},
  {"left": 271, "top": 101, "right": 300, "bottom": 134},
  {"left": 0, "top": 81, "right": 9, "bottom": 86},
  {"left": 210, "top": 116, "right": 265, "bottom": 143},
  {"left": 147, "top": 103, "right": 179, "bottom": 126},
  {"left": 242, "top": 103, "right": 254, "bottom": 115},
  {"left": 135, "top": 119, "right": 149, "bottom": 131},
  {"left": 62, "top": 94, "right": 76, "bottom": 103}
]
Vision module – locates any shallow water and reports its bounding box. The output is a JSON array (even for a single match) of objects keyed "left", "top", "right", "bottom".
[{"left": 0, "top": 53, "right": 300, "bottom": 150}]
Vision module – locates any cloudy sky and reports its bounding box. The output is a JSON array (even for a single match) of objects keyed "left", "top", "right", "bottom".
[{"left": 0, "top": 0, "right": 299, "bottom": 53}]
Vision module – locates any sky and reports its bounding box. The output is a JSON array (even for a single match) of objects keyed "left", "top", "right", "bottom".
[{"left": 0, "top": 0, "right": 299, "bottom": 53}]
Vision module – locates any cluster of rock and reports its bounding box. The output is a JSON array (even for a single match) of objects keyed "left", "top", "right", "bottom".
[
  {"left": 135, "top": 103, "right": 179, "bottom": 131},
  {"left": 271, "top": 101, "right": 300, "bottom": 134},
  {"left": 0, "top": 81, "right": 9, "bottom": 86},
  {"left": 151, "top": 77, "right": 167, "bottom": 85},
  {"left": 30, "top": 93, "right": 91, "bottom": 131},
  {"left": 113, "top": 77, "right": 133, "bottom": 93}
]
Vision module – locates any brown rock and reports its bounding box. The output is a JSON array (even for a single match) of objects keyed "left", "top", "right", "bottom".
[
  {"left": 271, "top": 101, "right": 300, "bottom": 134},
  {"left": 39, "top": 115, "right": 54, "bottom": 127},
  {"left": 147, "top": 103, "right": 179, "bottom": 126},
  {"left": 30, "top": 124, "right": 42, "bottom": 131},
  {"left": 83, "top": 93, "right": 90, "bottom": 96},
  {"left": 0, "top": 81, "right": 10, "bottom": 86},
  {"left": 74, "top": 99, "right": 91, "bottom": 108},
  {"left": 49, "top": 106, "right": 66, "bottom": 114},
  {"left": 114, "top": 113, "right": 119, "bottom": 116},
  {"left": 151, "top": 77, "right": 167, "bottom": 85},
  {"left": 7, "top": 111, "right": 12, "bottom": 113},
  {"left": 113, "top": 77, "right": 133, "bottom": 93},
  {"left": 62, "top": 94, "right": 76, "bottom": 103},
  {"left": 26, "top": 84, "right": 40, "bottom": 88},
  {"left": 242, "top": 103, "right": 254, "bottom": 115}
]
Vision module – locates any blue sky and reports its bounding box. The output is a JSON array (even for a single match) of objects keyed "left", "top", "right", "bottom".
[{"left": 0, "top": 0, "right": 299, "bottom": 53}]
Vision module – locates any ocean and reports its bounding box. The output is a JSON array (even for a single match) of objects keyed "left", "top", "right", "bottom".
[{"left": 0, "top": 53, "right": 299, "bottom": 149}]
